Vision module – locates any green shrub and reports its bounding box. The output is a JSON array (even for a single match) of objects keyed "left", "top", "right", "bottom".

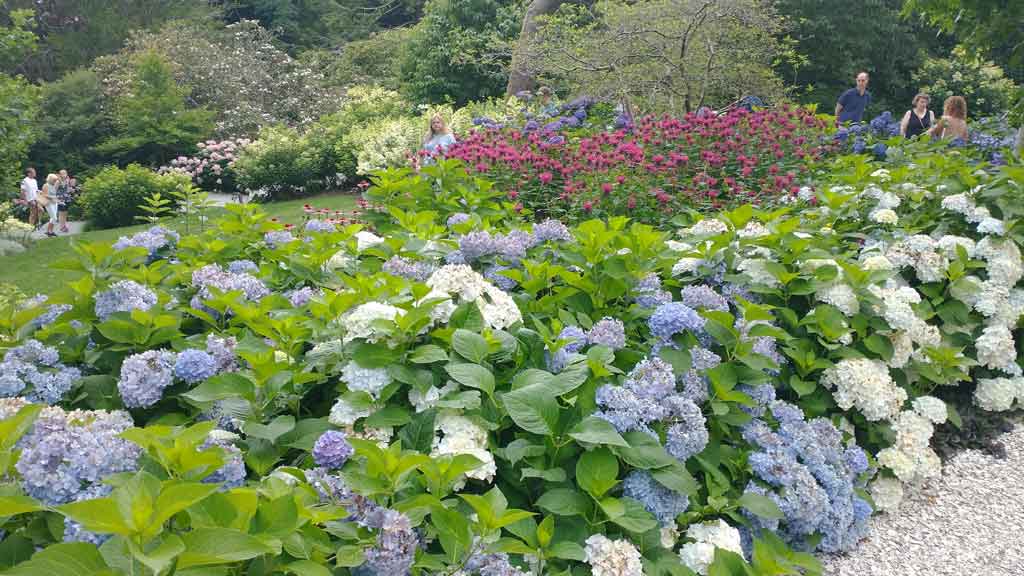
[
  {"left": 80, "top": 164, "right": 189, "bottom": 228},
  {"left": 913, "top": 46, "right": 1020, "bottom": 118},
  {"left": 232, "top": 125, "right": 326, "bottom": 199}
]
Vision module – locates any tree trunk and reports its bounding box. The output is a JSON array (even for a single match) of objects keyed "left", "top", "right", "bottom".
[{"left": 506, "top": 0, "right": 564, "bottom": 96}]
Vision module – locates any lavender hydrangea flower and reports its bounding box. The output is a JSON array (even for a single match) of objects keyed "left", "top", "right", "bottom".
[
  {"left": 587, "top": 317, "right": 626, "bottom": 350},
  {"left": 547, "top": 325, "right": 588, "bottom": 373},
  {"left": 495, "top": 230, "right": 537, "bottom": 261},
  {"left": 174, "top": 349, "right": 217, "bottom": 384},
  {"left": 484, "top": 265, "right": 517, "bottom": 291},
  {"left": 112, "top": 226, "right": 179, "bottom": 259},
  {"left": 356, "top": 509, "right": 419, "bottom": 576},
  {"left": 227, "top": 260, "right": 259, "bottom": 274},
  {"left": 634, "top": 274, "right": 673, "bottom": 309},
  {"left": 664, "top": 397, "right": 708, "bottom": 462},
  {"left": 191, "top": 264, "right": 270, "bottom": 311},
  {"left": 206, "top": 333, "right": 238, "bottom": 372},
  {"left": 286, "top": 286, "right": 319, "bottom": 307},
  {"left": 622, "top": 469, "right": 689, "bottom": 525},
  {"left": 0, "top": 340, "right": 81, "bottom": 404},
  {"left": 680, "top": 285, "right": 729, "bottom": 311},
  {"left": 533, "top": 219, "right": 572, "bottom": 242},
  {"left": 624, "top": 357, "right": 676, "bottom": 400},
  {"left": 459, "top": 231, "right": 497, "bottom": 261},
  {"left": 305, "top": 219, "right": 336, "bottom": 233},
  {"left": 117, "top": 349, "right": 177, "bottom": 408},
  {"left": 313, "top": 430, "right": 355, "bottom": 469},
  {"left": 202, "top": 436, "right": 247, "bottom": 489},
  {"left": 383, "top": 256, "right": 435, "bottom": 282},
  {"left": 13, "top": 403, "right": 140, "bottom": 505},
  {"left": 649, "top": 302, "right": 705, "bottom": 340},
  {"left": 94, "top": 280, "right": 157, "bottom": 320},
  {"left": 594, "top": 384, "right": 668, "bottom": 435},
  {"left": 464, "top": 552, "right": 530, "bottom": 576},
  {"left": 23, "top": 295, "right": 72, "bottom": 329},
  {"left": 264, "top": 230, "right": 295, "bottom": 247},
  {"left": 444, "top": 250, "right": 467, "bottom": 265},
  {"left": 447, "top": 213, "right": 471, "bottom": 228}
]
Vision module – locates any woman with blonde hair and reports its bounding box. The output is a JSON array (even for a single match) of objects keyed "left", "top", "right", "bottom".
[
  {"left": 422, "top": 114, "right": 457, "bottom": 155},
  {"left": 928, "top": 95, "right": 969, "bottom": 141},
  {"left": 36, "top": 173, "right": 59, "bottom": 237},
  {"left": 900, "top": 93, "right": 934, "bottom": 138}
]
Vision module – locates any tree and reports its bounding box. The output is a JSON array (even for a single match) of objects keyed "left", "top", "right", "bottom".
[
  {"left": 524, "top": 0, "right": 787, "bottom": 113},
  {"left": 95, "top": 52, "right": 213, "bottom": 167},
  {"left": 0, "top": 8, "right": 39, "bottom": 186},
  {"left": 4, "top": 0, "right": 216, "bottom": 80},
  {"left": 29, "top": 69, "right": 110, "bottom": 176},
  {"left": 774, "top": 0, "right": 949, "bottom": 114},
  {"left": 506, "top": 0, "right": 563, "bottom": 96},
  {"left": 913, "top": 46, "right": 1018, "bottom": 118},
  {"left": 399, "top": 0, "right": 521, "bottom": 105}
]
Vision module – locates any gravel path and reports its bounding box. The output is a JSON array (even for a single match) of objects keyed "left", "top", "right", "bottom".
[{"left": 823, "top": 422, "right": 1024, "bottom": 575}]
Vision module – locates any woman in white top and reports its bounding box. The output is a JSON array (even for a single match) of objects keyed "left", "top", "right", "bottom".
[
  {"left": 422, "top": 115, "right": 456, "bottom": 157},
  {"left": 37, "top": 173, "right": 59, "bottom": 237}
]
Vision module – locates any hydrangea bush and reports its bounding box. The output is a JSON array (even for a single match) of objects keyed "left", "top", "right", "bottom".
[{"left": 0, "top": 141, "right": 1020, "bottom": 575}]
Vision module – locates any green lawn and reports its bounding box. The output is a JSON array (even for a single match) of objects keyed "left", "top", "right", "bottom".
[{"left": 0, "top": 192, "right": 358, "bottom": 295}]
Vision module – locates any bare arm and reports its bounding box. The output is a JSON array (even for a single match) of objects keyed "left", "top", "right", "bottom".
[
  {"left": 900, "top": 111, "right": 910, "bottom": 137},
  {"left": 835, "top": 102, "right": 843, "bottom": 123},
  {"left": 928, "top": 117, "right": 945, "bottom": 138}
]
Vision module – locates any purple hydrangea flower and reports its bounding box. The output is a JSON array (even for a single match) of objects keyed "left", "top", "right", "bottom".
[
  {"left": 459, "top": 231, "right": 498, "bottom": 262},
  {"left": 227, "top": 260, "right": 259, "bottom": 274},
  {"left": 664, "top": 396, "right": 708, "bottom": 462},
  {"left": 356, "top": 509, "right": 418, "bottom": 576},
  {"left": 680, "top": 285, "right": 729, "bottom": 311},
  {"left": 1, "top": 340, "right": 81, "bottom": 404},
  {"left": 464, "top": 552, "right": 530, "bottom": 576},
  {"left": 174, "top": 349, "right": 218, "bottom": 384},
  {"left": 94, "top": 280, "right": 157, "bottom": 320},
  {"left": 484, "top": 265, "right": 517, "bottom": 291},
  {"left": 112, "top": 226, "right": 179, "bottom": 257},
  {"left": 587, "top": 317, "right": 626, "bottom": 350},
  {"left": 286, "top": 286, "right": 319, "bottom": 307},
  {"left": 191, "top": 264, "right": 270, "bottom": 310},
  {"left": 594, "top": 384, "right": 668, "bottom": 435},
  {"left": 206, "top": 334, "right": 238, "bottom": 372},
  {"left": 447, "top": 213, "right": 471, "bottom": 228},
  {"left": 635, "top": 274, "right": 673, "bottom": 309},
  {"left": 624, "top": 357, "right": 676, "bottom": 400},
  {"left": 495, "top": 230, "right": 537, "bottom": 261},
  {"left": 313, "top": 430, "right": 354, "bottom": 469},
  {"left": 305, "top": 219, "right": 336, "bottom": 233},
  {"left": 117, "top": 349, "right": 177, "bottom": 408}
]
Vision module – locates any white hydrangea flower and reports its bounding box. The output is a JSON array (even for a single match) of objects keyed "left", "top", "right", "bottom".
[
  {"left": 974, "top": 377, "right": 1022, "bottom": 412},
  {"left": 869, "top": 476, "right": 904, "bottom": 513},
  {"left": 354, "top": 230, "right": 385, "bottom": 251},
  {"left": 268, "top": 468, "right": 301, "bottom": 486},
  {"left": 665, "top": 240, "right": 693, "bottom": 252},
  {"left": 977, "top": 217, "right": 1006, "bottom": 236},
  {"left": 870, "top": 168, "right": 891, "bottom": 181},
  {"left": 323, "top": 250, "right": 355, "bottom": 272},
  {"left": 672, "top": 257, "right": 705, "bottom": 276},
  {"left": 340, "top": 362, "right": 392, "bottom": 398},
  {"left": 737, "top": 222, "right": 770, "bottom": 238},
  {"left": 891, "top": 411, "right": 934, "bottom": 449},
  {"left": 660, "top": 525, "right": 679, "bottom": 549},
  {"left": 911, "top": 396, "right": 947, "bottom": 424},
  {"left": 821, "top": 358, "right": 907, "bottom": 421},
  {"left": 410, "top": 381, "right": 458, "bottom": 413},
  {"left": 431, "top": 413, "right": 495, "bottom": 487},
  {"left": 687, "top": 219, "right": 729, "bottom": 236},
  {"left": 976, "top": 237, "right": 1023, "bottom": 287},
  {"left": 342, "top": 302, "right": 405, "bottom": 344},
  {"left": 416, "top": 289, "right": 458, "bottom": 326},
  {"left": 976, "top": 324, "right": 1018, "bottom": 373},
  {"left": 736, "top": 258, "right": 780, "bottom": 287},
  {"left": 818, "top": 283, "right": 859, "bottom": 316},
  {"left": 969, "top": 205, "right": 991, "bottom": 224},
  {"left": 886, "top": 235, "right": 948, "bottom": 283},
  {"left": 797, "top": 186, "right": 816, "bottom": 201},
  {"left": 861, "top": 254, "right": 894, "bottom": 271},
  {"left": 679, "top": 520, "right": 745, "bottom": 575},
  {"left": 888, "top": 331, "right": 914, "bottom": 369},
  {"left": 477, "top": 284, "right": 522, "bottom": 330},
  {"left": 936, "top": 235, "right": 976, "bottom": 259},
  {"left": 877, "top": 410, "right": 941, "bottom": 484},
  {"left": 940, "top": 193, "right": 974, "bottom": 216},
  {"left": 584, "top": 534, "right": 644, "bottom": 576},
  {"left": 208, "top": 429, "right": 240, "bottom": 442},
  {"left": 328, "top": 396, "right": 373, "bottom": 426},
  {"left": 870, "top": 208, "right": 898, "bottom": 225}
]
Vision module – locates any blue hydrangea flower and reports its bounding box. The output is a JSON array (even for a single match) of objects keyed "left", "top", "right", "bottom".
[
  {"left": 286, "top": 286, "right": 319, "bottom": 307},
  {"left": 202, "top": 437, "right": 247, "bottom": 489},
  {"left": 14, "top": 405, "right": 140, "bottom": 505},
  {"left": 737, "top": 383, "right": 776, "bottom": 417},
  {"left": 622, "top": 470, "right": 689, "bottom": 525},
  {"left": 117, "top": 349, "right": 177, "bottom": 408},
  {"left": 191, "top": 264, "right": 270, "bottom": 311},
  {"left": 355, "top": 509, "right": 418, "bottom": 576},
  {"left": 264, "top": 230, "right": 295, "bottom": 247},
  {"left": 206, "top": 333, "right": 238, "bottom": 372},
  {"left": 495, "top": 230, "right": 537, "bottom": 261},
  {"left": 383, "top": 256, "right": 435, "bottom": 282},
  {"left": 587, "top": 317, "right": 626, "bottom": 350},
  {"left": 174, "top": 349, "right": 218, "bottom": 384},
  {"left": 447, "top": 213, "right": 471, "bottom": 228},
  {"left": 227, "top": 260, "right": 259, "bottom": 274},
  {"left": 624, "top": 357, "right": 676, "bottom": 400},
  {"left": 313, "top": 430, "right": 354, "bottom": 469},
  {"left": 533, "top": 219, "right": 572, "bottom": 242},
  {"left": 680, "top": 285, "right": 729, "bottom": 312},
  {"left": 1, "top": 340, "right": 81, "bottom": 404},
  {"left": 594, "top": 384, "right": 667, "bottom": 435},
  {"left": 112, "top": 226, "right": 179, "bottom": 260},
  {"left": 459, "top": 231, "right": 498, "bottom": 262},
  {"left": 94, "top": 280, "right": 157, "bottom": 320},
  {"left": 649, "top": 302, "right": 705, "bottom": 340},
  {"left": 634, "top": 274, "right": 673, "bottom": 309},
  {"left": 464, "top": 552, "right": 530, "bottom": 576},
  {"left": 305, "top": 219, "right": 336, "bottom": 233},
  {"left": 557, "top": 326, "right": 587, "bottom": 354},
  {"left": 484, "top": 265, "right": 517, "bottom": 291},
  {"left": 664, "top": 396, "right": 708, "bottom": 462}
]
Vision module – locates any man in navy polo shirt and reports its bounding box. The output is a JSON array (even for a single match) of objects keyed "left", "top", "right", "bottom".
[{"left": 835, "top": 72, "right": 871, "bottom": 124}]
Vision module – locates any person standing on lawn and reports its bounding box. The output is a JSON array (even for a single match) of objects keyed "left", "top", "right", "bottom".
[
  {"left": 835, "top": 72, "right": 872, "bottom": 124},
  {"left": 37, "top": 173, "right": 59, "bottom": 237},
  {"left": 19, "top": 167, "right": 38, "bottom": 227},
  {"left": 56, "top": 169, "right": 72, "bottom": 233}
]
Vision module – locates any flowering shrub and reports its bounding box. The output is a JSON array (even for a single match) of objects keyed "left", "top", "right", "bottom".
[
  {"left": 441, "top": 105, "right": 834, "bottom": 221},
  {"left": 159, "top": 138, "right": 251, "bottom": 194},
  {"left": 0, "top": 145, "right": 1021, "bottom": 575}
]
